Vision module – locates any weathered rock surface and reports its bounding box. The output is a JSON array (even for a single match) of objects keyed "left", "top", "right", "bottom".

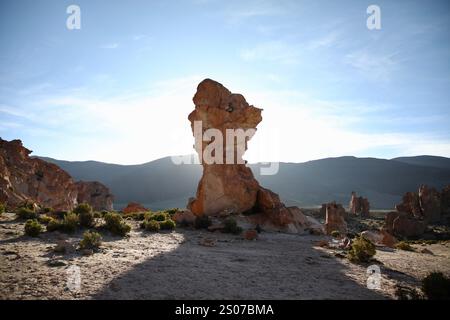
[
  {"left": 386, "top": 185, "right": 450, "bottom": 238},
  {"left": 0, "top": 138, "right": 113, "bottom": 211},
  {"left": 361, "top": 229, "right": 397, "bottom": 248},
  {"left": 385, "top": 211, "right": 427, "bottom": 238},
  {"left": 186, "top": 79, "right": 314, "bottom": 234},
  {"left": 349, "top": 192, "right": 370, "bottom": 217},
  {"left": 324, "top": 202, "right": 347, "bottom": 235},
  {"left": 172, "top": 209, "right": 196, "bottom": 225},
  {"left": 418, "top": 185, "right": 441, "bottom": 223},
  {"left": 76, "top": 181, "right": 113, "bottom": 211}
]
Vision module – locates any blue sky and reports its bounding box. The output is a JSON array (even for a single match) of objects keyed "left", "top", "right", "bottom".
[{"left": 0, "top": 0, "right": 449, "bottom": 164}]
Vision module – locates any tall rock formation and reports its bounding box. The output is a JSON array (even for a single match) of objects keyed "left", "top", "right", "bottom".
[
  {"left": 187, "top": 79, "right": 318, "bottom": 234},
  {"left": 0, "top": 138, "right": 113, "bottom": 211},
  {"left": 324, "top": 202, "right": 348, "bottom": 235},
  {"left": 349, "top": 191, "right": 370, "bottom": 217}
]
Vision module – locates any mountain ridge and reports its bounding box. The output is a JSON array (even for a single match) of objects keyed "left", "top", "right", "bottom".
[{"left": 37, "top": 155, "right": 450, "bottom": 210}]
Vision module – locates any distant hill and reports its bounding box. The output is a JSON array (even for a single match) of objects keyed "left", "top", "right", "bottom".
[
  {"left": 392, "top": 155, "right": 450, "bottom": 170},
  {"left": 39, "top": 155, "right": 450, "bottom": 210}
]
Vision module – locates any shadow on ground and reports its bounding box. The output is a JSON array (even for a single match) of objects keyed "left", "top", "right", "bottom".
[{"left": 91, "top": 229, "right": 388, "bottom": 300}]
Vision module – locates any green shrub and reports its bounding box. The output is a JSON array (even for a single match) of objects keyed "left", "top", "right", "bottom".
[
  {"left": 38, "top": 214, "right": 53, "bottom": 224},
  {"left": 347, "top": 236, "right": 376, "bottom": 263},
  {"left": 331, "top": 230, "right": 341, "bottom": 238},
  {"left": 73, "top": 203, "right": 94, "bottom": 227},
  {"left": 104, "top": 213, "right": 131, "bottom": 236},
  {"left": 40, "top": 207, "right": 53, "bottom": 214},
  {"left": 79, "top": 231, "right": 102, "bottom": 250},
  {"left": 194, "top": 215, "right": 212, "bottom": 229},
  {"left": 24, "top": 219, "right": 43, "bottom": 237},
  {"left": 223, "top": 218, "right": 243, "bottom": 235},
  {"left": 159, "top": 219, "right": 176, "bottom": 230},
  {"left": 395, "top": 241, "right": 415, "bottom": 251},
  {"left": 73, "top": 203, "right": 92, "bottom": 215},
  {"left": 54, "top": 211, "right": 68, "bottom": 219},
  {"left": 63, "top": 213, "right": 79, "bottom": 233},
  {"left": 0, "top": 202, "right": 5, "bottom": 214},
  {"left": 422, "top": 272, "right": 450, "bottom": 300},
  {"left": 46, "top": 213, "right": 79, "bottom": 233},
  {"left": 147, "top": 212, "right": 169, "bottom": 222},
  {"left": 46, "top": 218, "right": 63, "bottom": 232},
  {"left": 143, "top": 220, "right": 160, "bottom": 232},
  {"left": 93, "top": 211, "right": 102, "bottom": 218},
  {"left": 164, "top": 208, "right": 178, "bottom": 216},
  {"left": 17, "top": 207, "right": 37, "bottom": 220},
  {"left": 129, "top": 211, "right": 148, "bottom": 221}
]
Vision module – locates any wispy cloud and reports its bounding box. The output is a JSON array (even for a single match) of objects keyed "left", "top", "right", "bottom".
[
  {"left": 100, "top": 43, "right": 119, "bottom": 49},
  {"left": 345, "top": 49, "right": 399, "bottom": 82}
]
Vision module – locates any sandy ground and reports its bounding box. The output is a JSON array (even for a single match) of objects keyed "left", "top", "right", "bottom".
[{"left": 1, "top": 212, "right": 449, "bottom": 300}]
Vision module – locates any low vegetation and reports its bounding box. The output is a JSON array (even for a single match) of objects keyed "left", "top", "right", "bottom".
[
  {"left": 421, "top": 272, "right": 450, "bottom": 300},
  {"left": 17, "top": 207, "right": 37, "bottom": 220},
  {"left": 46, "top": 213, "right": 79, "bottom": 233},
  {"left": 223, "top": 218, "right": 242, "bottom": 235},
  {"left": 79, "top": 231, "right": 102, "bottom": 250},
  {"left": 395, "top": 241, "right": 415, "bottom": 251},
  {"left": 140, "top": 211, "right": 176, "bottom": 232},
  {"left": 141, "top": 219, "right": 160, "bottom": 232},
  {"left": 74, "top": 203, "right": 95, "bottom": 228},
  {"left": 38, "top": 214, "right": 52, "bottom": 224},
  {"left": 0, "top": 202, "right": 5, "bottom": 214},
  {"left": 347, "top": 236, "right": 376, "bottom": 263},
  {"left": 194, "top": 215, "right": 212, "bottom": 229},
  {"left": 24, "top": 219, "right": 43, "bottom": 237},
  {"left": 331, "top": 230, "right": 341, "bottom": 238},
  {"left": 159, "top": 218, "right": 176, "bottom": 230},
  {"left": 104, "top": 212, "right": 131, "bottom": 236}
]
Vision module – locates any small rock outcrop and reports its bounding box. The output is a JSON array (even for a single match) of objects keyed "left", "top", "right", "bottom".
[
  {"left": 122, "top": 202, "right": 148, "bottom": 215},
  {"left": 76, "top": 181, "right": 114, "bottom": 211},
  {"left": 385, "top": 184, "right": 450, "bottom": 238},
  {"left": 324, "top": 202, "right": 347, "bottom": 235},
  {"left": 0, "top": 138, "right": 113, "bottom": 211},
  {"left": 187, "top": 79, "right": 318, "bottom": 234},
  {"left": 349, "top": 192, "right": 370, "bottom": 217}
]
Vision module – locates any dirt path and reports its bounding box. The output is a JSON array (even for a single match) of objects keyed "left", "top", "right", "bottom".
[{"left": 1, "top": 212, "right": 449, "bottom": 299}]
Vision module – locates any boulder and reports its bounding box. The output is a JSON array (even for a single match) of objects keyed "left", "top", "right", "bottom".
[
  {"left": 122, "top": 202, "right": 148, "bottom": 215},
  {"left": 324, "top": 202, "right": 347, "bottom": 235},
  {"left": 385, "top": 211, "right": 426, "bottom": 238},
  {"left": 172, "top": 209, "right": 196, "bottom": 225},
  {"left": 243, "top": 229, "right": 258, "bottom": 240},
  {"left": 76, "top": 181, "right": 113, "bottom": 211},
  {"left": 361, "top": 229, "right": 397, "bottom": 247}
]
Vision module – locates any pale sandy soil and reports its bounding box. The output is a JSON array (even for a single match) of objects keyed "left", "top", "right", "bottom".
[{"left": 1, "top": 212, "right": 449, "bottom": 300}]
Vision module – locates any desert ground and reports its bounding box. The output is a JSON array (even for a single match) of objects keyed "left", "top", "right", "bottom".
[{"left": 0, "top": 211, "right": 449, "bottom": 300}]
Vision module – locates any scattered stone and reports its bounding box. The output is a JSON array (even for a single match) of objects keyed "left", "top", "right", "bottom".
[
  {"left": 198, "top": 238, "right": 216, "bottom": 247},
  {"left": 315, "top": 240, "right": 329, "bottom": 248},
  {"left": 420, "top": 248, "right": 433, "bottom": 255},
  {"left": 81, "top": 249, "right": 94, "bottom": 256},
  {"left": 47, "top": 260, "right": 67, "bottom": 267},
  {"left": 243, "top": 229, "right": 258, "bottom": 240},
  {"left": 53, "top": 240, "right": 75, "bottom": 254}
]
